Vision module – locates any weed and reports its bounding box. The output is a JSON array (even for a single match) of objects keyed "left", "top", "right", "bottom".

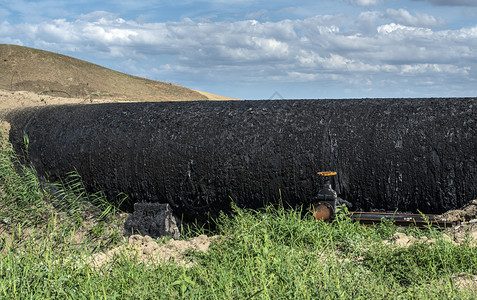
[
  {"left": 90, "top": 221, "right": 105, "bottom": 238},
  {"left": 0, "top": 128, "right": 125, "bottom": 250},
  {"left": 22, "top": 132, "right": 29, "bottom": 158}
]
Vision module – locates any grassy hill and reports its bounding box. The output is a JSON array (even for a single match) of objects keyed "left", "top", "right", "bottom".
[{"left": 0, "top": 44, "right": 235, "bottom": 101}]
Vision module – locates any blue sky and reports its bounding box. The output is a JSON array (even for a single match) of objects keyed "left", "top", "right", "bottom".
[{"left": 1, "top": 0, "right": 477, "bottom": 99}]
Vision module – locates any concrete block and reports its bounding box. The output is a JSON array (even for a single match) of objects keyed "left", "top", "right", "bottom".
[{"left": 124, "top": 202, "right": 180, "bottom": 239}]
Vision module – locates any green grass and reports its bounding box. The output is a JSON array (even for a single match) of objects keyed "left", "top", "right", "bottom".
[{"left": 1, "top": 132, "right": 477, "bottom": 299}]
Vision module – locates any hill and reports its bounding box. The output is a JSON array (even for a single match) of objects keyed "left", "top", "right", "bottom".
[{"left": 0, "top": 44, "right": 236, "bottom": 101}]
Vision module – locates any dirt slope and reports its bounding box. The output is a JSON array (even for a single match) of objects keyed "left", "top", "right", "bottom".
[
  {"left": 0, "top": 44, "right": 236, "bottom": 101},
  {"left": 194, "top": 90, "right": 238, "bottom": 100}
]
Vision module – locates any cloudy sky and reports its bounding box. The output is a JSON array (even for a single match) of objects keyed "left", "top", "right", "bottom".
[{"left": 1, "top": 0, "right": 476, "bottom": 99}]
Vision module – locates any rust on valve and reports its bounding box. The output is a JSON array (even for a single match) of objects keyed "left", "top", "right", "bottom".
[{"left": 313, "top": 202, "right": 333, "bottom": 221}]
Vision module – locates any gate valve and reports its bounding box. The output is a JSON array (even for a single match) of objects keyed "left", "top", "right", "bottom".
[{"left": 313, "top": 171, "right": 339, "bottom": 221}]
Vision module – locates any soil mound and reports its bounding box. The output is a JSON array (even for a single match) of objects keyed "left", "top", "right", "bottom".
[
  {"left": 439, "top": 199, "right": 477, "bottom": 223},
  {"left": 445, "top": 220, "right": 477, "bottom": 247},
  {"left": 384, "top": 200, "right": 477, "bottom": 248},
  {"left": 0, "top": 44, "right": 235, "bottom": 101},
  {"left": 90, "top": 234, "right": 220, "bottom": 268}
]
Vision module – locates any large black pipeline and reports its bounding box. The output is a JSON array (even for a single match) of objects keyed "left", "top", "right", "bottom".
[{"left": 3, "top": 98, "right": 477, "bottom": 221}]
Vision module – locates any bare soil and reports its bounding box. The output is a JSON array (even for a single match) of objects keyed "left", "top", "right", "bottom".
[
  {"left": 439, "top": 199, "right": 477, "bottom": 223},
  {"left": 452, "top": 273, "right": 477, "bottom": 291},
  {"left": 384, "top": 200, "right": 477, "bottom": 249},
  {"left": 90, "top": 234, "right": 221, "bottom": 268},
  {"left": 0, "top": 88, "right": 132, "bottom": 111}
]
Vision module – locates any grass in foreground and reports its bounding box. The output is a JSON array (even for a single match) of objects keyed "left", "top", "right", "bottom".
[{"left": 1, "top": 135, "right": 477, "bottom": 299}]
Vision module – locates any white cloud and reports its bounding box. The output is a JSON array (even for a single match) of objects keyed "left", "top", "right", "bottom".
[
  {"left": 376, "top": 23, "right": 429, "bottom": 34},
  {"left": 384, "top": 8, "right": 444, "bottom": 27},
  {"left": 410, "top": 0, "right": 477, "bottom": 6},
  {"left": 1, "top": 9, "right": 476, "bottom": 97},
  {"left": 345, "top": 0, "right": 383, "bottom": 7},
  {"left": 400, "top": 64, "right": 470, "bottom": 75},
  {"left": 354, "top": 8, "right": 444, "bottom": 36}
]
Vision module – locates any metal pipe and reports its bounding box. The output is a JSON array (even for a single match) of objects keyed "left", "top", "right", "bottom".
[{"left": 4, "top": 98, "right": 477, "bottom": 221}]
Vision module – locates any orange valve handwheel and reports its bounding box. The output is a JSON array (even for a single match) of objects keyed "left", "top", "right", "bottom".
[{"left": 317, "top": 171, "right": 337, "bottom": 177}]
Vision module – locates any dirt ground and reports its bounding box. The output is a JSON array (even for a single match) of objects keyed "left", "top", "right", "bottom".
[
  {"left": 439, "top": 199, "right": 477, "bottom": 224},
  {"left": 0, "top": 88, "right": 136, "bottom": 111},
  {"left": 384, "top": 200, "right": 477, "bottom": 248},
  {"left": 0, "top": 88, "right": 237, "bottom": 113},
  {"left": 90, "top": 234, "right": 222, "bottom": 268}
]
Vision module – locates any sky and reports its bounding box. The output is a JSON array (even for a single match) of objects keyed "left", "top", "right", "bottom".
[{"left": 1, "top": 0, "right": 477, "bottom": 99}]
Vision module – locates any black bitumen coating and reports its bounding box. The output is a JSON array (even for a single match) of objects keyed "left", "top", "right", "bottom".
[{"left": 4, "top": 98, "right": 477, "bottom": 221}]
